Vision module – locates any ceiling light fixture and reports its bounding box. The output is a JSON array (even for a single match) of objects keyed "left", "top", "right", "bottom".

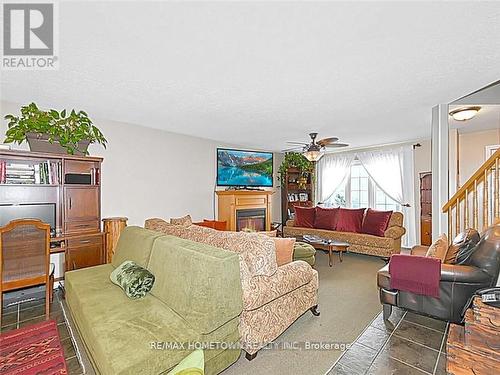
[
  {"left": 303, "top": 147, "right": 323, "bottom": 162},
  {"left": 449, "top": 106, "right": 481, "bottom": 121}
]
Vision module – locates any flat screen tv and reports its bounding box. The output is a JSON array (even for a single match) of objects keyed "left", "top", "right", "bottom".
[
  {"left": 0, "top": 203, "right": 56, "bottom": 232},
  {"left": 217, "top": 148, "right": 273, "bottom": 187}
]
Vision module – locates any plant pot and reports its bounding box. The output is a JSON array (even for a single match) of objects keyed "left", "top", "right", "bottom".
[{"left": 26, "top": 132, "right": 90, "bottom": 155}]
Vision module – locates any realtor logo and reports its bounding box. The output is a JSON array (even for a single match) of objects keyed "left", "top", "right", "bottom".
[{"left": 2, "top": 2, "right": 58, "bottom": 69}]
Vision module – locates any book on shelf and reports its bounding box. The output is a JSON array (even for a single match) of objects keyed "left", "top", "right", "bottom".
[
  {"left": 6, "top": 174, "right": 35, "bottom": 179},
  {"left": 5, "top": 163, "right": 32, "bottom": 170},
  {"left": 0, "top": 160, "right": 61, "bottom": 185},
  {"left": 6, "top": 169, "right": 35, "bottom": 176},
  {"left": 0, "top": 161, "right": 6, "bottom": 183}
]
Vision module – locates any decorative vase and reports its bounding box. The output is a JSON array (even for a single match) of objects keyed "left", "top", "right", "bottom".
[{"left": 26, "top": 132, "right": 90, "bottom": 155}]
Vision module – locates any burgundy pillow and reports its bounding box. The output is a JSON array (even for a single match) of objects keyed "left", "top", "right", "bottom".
[
  {"left": 362, "top": 208, "right": 393, "bottom": 237},
  {"left": 314, "top": 207, "right": 339, "bottom": 230},
  {"left": 294, "top": 206, "right": 315, "bottom": 228},
  {"left": 336, "top": 208, "right": 366, "bottom": 233}
]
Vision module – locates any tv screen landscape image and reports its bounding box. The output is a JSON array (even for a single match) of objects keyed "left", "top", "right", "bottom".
[{"left": 217, "top": 148, "right": 273, "bottom": 187}]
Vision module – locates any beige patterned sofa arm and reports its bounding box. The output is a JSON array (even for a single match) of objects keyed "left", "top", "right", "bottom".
[
  {"left": 286, "top": 219, "right": 295, "bottom": 227},
  {"left": 242, "top": 261, "right": 317, "bottom": 311},
  {"left": 384, "top": 225, "right": 406, "bottom": 240}
]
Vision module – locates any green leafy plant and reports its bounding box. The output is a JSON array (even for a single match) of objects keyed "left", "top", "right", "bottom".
[
  {"left": 278, "top": 152, "right": 314, "bottom": 183},
  {"left": 4, "top": 102, "right": 107, "bottom": 154},
  {"left": 334, "top": 193, "right": 346, "bottom": 207}
]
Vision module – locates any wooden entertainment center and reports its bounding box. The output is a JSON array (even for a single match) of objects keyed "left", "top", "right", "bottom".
[{"left": 0, "top": 150, "right": 104, "bottom": 273}]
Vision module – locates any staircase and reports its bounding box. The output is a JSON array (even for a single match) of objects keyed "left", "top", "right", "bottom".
[{"left": 443, "top": 149, "right": 500, "bottom": 240}]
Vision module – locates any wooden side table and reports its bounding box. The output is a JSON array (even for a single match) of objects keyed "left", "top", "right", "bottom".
[
  {"left": 102, "top": 217, "right": 128, "bottom": 263},
  {"left": 299, "top": 236, "right": 350, "bottom": 267},
  {"left": 325, "top": 241, "right": 349, "bottom": 267}
]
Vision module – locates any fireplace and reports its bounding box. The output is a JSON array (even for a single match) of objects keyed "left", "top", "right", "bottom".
[
  {"left": 236, "top": 208, "right": 266, "bottom": 232},
  {"left": 216, "top": 190, "right": 272, "bottom": 231}
]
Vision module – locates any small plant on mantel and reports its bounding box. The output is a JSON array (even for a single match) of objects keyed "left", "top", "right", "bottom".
[
  {"left": 278, "top": 152, "right": 314, "bottom": 184},
  {"left": 4, "top": 102, "right": 107, "bottom": 155}
]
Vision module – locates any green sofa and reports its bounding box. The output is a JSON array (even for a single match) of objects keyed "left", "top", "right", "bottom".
[{"left": 65, "top": 226, "right": 243, "bottom": 375}]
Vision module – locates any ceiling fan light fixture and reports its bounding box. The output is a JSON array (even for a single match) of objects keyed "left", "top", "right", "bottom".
[
  {"left": 303, "top": 149, "right": 323, "bottom": 162},
  {"left": 449, "top": 106, "right": 481, "bottom": 121},
  {"left": 286, "top": 132, "right": 347, "bottom": 159}
]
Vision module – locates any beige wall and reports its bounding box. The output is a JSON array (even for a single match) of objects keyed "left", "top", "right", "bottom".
[{"left": 458, "top": 129, "right": 500, "bottom": 187}]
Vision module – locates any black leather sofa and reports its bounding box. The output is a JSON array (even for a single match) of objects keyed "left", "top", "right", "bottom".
[{"left": 377, "top": 224, "right": 500, "bottom": 323}]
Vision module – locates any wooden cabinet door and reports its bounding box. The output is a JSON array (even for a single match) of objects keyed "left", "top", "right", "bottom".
[
  {"left": 421, "top": 218, "right": 432, "bottom": 246},
  {"left": 66, "top": 235, "right": 103, "bottom": 271},
  {"left": 65, "top": 186, "right": 99, "bottom": 222}
]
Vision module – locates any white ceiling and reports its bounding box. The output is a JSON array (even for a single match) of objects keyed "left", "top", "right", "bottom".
[{"left": 1, "top": 1, "right": 500, "bottom": 151}]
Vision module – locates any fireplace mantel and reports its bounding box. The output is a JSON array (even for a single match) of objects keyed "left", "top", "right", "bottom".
[{"left": 216, "top": 190, "right": 273, "bottom": 231}]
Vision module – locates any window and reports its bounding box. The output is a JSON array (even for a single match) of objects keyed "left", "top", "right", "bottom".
[
  {"left": 326, "top": 162, "right": 401, "bottom": 211},
  {"left": 375, "top": 186, "right": 400, "bottom": 211},
  {"left": 350, "top": 164, "right": 369, "bottom": 209}
]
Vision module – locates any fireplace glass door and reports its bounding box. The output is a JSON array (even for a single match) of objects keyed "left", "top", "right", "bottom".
[{"left": 236, "top": 208, "right": 266, "bottom": 232}]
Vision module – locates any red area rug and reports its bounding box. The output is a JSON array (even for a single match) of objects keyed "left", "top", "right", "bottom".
[{"left": 0, "top": 319, "right": 68, "bottom": 375}]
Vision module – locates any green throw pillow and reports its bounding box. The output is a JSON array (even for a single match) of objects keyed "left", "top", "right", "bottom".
[
  {"left": 110, "top": 260, "right": 155, "bottom": 299},
  {"left": 167, "top": 350, "right": 204, "bottom": 375}
]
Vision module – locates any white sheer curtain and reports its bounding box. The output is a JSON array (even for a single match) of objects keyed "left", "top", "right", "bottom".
[
  {"left": 315, "top": 152, "right": 356, "bottom": 204},
  {"left": 357, "top": 146, "right": 416, "bottom": 247}
]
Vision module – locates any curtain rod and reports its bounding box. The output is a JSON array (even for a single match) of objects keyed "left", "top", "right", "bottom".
[{"left": 324, "top": 138, "right": 427, "bottom": 154}]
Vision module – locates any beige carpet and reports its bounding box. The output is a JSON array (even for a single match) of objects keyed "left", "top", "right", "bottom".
[{"left": 221, "top": 251, "right": 386, "bottom": 375}]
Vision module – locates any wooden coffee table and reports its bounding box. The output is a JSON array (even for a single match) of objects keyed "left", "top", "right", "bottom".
[{"left": 300, "top": 235, "right": 350, "bottom": 267}]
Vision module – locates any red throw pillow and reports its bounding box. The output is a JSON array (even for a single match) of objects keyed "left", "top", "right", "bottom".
[
  {"left": 336, "top": 208, "right": 366, "bottom": 233},
  {"left": 294, "top": 206, "right": 316, "bottom": 228},
  {"left": 314, "top": 206, "right": 339, "bottom": 230},
  {"left": 362, "top": 208, "right": 393, "bottom": 237}
]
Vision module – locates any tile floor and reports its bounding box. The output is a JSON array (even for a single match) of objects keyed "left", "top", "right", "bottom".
[
  {"left": 328, "top": 307, "right": 449, "bottom": 375},
  {"left": 2, "top": 288, "right": 450, "bottom": 375},
  {"left": 1, "top": 288, "right": 85, "bottom": 375}
]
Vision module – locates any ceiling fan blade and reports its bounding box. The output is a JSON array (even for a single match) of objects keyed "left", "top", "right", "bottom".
[
  {"left": 286, "top": 141, "right": 309, "bottom": 145},
  {"left": 282, "top": 146, "right": 304, "bottom": 152},
  {"left": 324, "top": 143, "right": 349, "bottom": 148},
  {"left": 317, "top": 137, "right": 339, "bottom": 146}
]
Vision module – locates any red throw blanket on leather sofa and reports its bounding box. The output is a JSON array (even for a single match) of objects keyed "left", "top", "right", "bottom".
[{"left": 389, "top": 254, "right": 441, "bottom": 298}]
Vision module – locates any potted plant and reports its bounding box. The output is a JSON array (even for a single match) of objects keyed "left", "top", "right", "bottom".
[
  {"left": 4, "top": 102, "right": 107, "bottom": 155},
  {"left": 278, "top": 152, "right": 314, "bottom": 184}
]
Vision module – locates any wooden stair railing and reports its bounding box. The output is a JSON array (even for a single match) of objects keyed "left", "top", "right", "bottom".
[{"left": 443, "top": 149, "right": 500, "bottom": 240}]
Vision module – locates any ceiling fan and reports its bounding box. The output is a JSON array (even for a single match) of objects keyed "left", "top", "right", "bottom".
[{"left": 284, "top": 132, "right": 349, "bottom": 161}]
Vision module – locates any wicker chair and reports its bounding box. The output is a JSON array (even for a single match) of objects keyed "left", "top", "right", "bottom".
[{"left": 0, "top": 219, "right": 54, "bottom": 327}]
